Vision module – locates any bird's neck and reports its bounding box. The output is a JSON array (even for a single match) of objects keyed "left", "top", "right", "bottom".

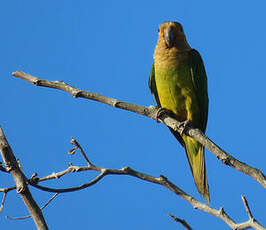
[{"left": 154, "top": 38, "right": 191, "bottom": 68}]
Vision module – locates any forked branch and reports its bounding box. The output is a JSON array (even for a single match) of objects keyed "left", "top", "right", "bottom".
[{"left": 28, "top": 138, "right": 266, "bottom": 230}]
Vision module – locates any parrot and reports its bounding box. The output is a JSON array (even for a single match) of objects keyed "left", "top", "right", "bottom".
[{"left": 149, "top": 21, "right": 210, "bottom": 202}]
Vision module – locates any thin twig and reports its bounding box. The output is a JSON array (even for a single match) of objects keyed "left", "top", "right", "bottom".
[
  {"left": 70, "top": 137, "right": 93, "bottom": 166},
  {"left": 169, "top": 214, "right": 192, "bottom": 230},
  {"left": 241, "top": 195, "right": 253, "bottom": 220},
  {"left": 40, "top": 193, "right": 59, "bottom": 210},
  {"left": 12, "top": 70, "right": 266, "bottom": 188},
  {"left": 0, "top": 186, "right": 16, "bottom": 192},
  {"left": 6, "top": 193, "right": 59, "bottom": 220},
  {"left": 0, "top": 192, "right": 7, "bottom": 212}
]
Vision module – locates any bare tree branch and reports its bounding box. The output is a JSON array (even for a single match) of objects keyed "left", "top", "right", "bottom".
[
  {"left": 1, "top": 133, "right": 265, "bottom": 229},
  {"left": 12, "top": 70, "right": 266, "bottom": 189},
  {"left": 25, "top": 139, "right": 266, "bottom": 229},
  {"left": 169, "top": 214, "right": 192, "bottom": 230},
  {"left": 27, "top": 166, "right": 266, "bottom": 229},
  {"left": 0, "top": 126, "right": 49, "bottom": 230}
]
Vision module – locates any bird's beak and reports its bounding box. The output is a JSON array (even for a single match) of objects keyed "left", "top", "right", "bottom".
[{"left": 164, "top": 27, "right": 175, "bottom": 48}]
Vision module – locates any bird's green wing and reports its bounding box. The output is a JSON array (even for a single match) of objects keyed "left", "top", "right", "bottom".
[
  {"left": 188, "top": 49, "right": 209, "bottom": 132},
  {"left": 148, "top": 62, "right": 161, "bottom": 106}
]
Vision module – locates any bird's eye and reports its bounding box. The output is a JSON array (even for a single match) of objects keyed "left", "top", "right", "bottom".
[{"left": 157, "top": 28, "right": 160, "bottom": 32}]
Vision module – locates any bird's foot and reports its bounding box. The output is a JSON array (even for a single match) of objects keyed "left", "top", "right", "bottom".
[
  {"left": 178, "top": 120, "right": 192, "bottom": 136},
  {"left": 155, "top": 107, "right": 170, "bottom": 123}
]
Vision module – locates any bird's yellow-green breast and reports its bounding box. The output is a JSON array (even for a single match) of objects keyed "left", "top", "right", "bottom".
[{"left": 154, "top": 53, "right": 201, "bottom": 123}]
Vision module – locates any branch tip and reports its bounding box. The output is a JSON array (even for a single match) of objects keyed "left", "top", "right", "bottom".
[
  {"left": 168, "top": 214, "right": 192, "bottom": 230},
  {"left": 69, "top": 138, "right": 93, "bottom": 166},
  {"left": 241, "top": 195, "right": 253, "bottom": 220}
]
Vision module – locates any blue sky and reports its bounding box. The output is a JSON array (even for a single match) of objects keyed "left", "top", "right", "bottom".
[{"left": 1, "top": 1, "right": 266, "bottom": 229}]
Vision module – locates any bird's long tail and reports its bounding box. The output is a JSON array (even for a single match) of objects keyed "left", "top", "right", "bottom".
[{"left": 183, "top": 136, "right": 210, "bottom": 202}]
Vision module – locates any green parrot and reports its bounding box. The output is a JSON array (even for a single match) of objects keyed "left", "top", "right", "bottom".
[{"left": 149, "top": 21, "right": 210, "bottom": 202}]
